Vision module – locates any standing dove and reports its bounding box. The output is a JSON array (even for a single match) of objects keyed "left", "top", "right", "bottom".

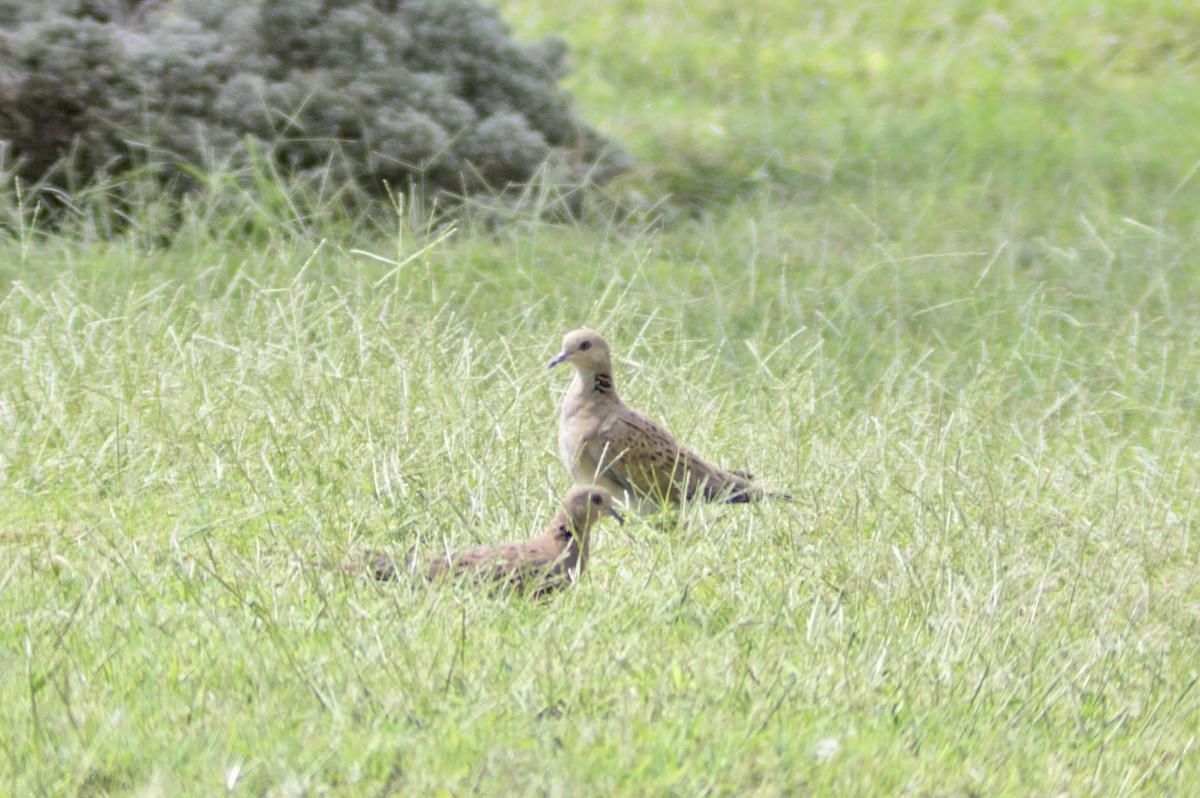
[
  {"left": 550, "top": 329, "right": 786, "bottom": 511},
  {"left": 365, "top": 484, "right": 623, "bottom": 596}
]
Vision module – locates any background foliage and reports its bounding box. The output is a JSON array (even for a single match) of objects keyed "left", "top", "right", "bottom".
[{"left": 0, "top": 0, "right": 627, "bottom": 212}]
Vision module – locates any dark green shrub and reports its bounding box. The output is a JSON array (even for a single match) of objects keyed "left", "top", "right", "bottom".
[{"left": 0, "top": 0, "right": 629, "bottom": 214}]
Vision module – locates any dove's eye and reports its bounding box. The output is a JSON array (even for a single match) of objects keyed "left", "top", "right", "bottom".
[
  {"left": 579, "top": 340, "right": 592, "bottom": 351},
  {"left": 591, "top": 494, "right": 602, "bottom": 504}
]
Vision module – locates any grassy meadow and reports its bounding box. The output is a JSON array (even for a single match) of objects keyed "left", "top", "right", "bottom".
[{"left": 3, "top": 0, "right": 1200, "bottom": 794}]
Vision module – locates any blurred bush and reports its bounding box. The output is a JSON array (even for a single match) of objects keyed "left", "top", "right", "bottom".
[{"left": 0, "top": 0, "right": 630, "bottom": 215}]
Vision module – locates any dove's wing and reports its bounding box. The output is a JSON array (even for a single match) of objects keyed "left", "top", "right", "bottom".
[{"left": 581, "top": 408, "right": 755, "bottom": 504}]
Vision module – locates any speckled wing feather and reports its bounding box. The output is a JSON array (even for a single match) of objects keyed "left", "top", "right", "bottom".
[
  {"left": 424, "top": 517, "right": 580, "bottom": 595},
  {"left": 584, "top": 406, "right": 756, "bottom": 504}
]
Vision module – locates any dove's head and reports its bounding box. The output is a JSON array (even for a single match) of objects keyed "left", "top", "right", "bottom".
[
  {"left": 563, "top": 484, "right": 624, "bottom": 533},
  {"left": 548, "top": 329, "right": 611, "bottom": 372}
]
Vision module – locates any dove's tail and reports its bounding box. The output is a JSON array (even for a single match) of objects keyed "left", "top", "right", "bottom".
[
  {"left": 719, "top": 470, "right": 793, "bottom": 503},
  {"left": 304, "top": 550, "right": 402, "bottom": 581}
]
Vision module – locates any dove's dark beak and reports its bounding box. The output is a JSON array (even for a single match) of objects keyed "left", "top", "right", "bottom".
[
  {"left": 608, "top": 507, "right": 625, "bottom": 524},
  {"left": 548, "top": 352, "right": 569, "bottom": 368}
]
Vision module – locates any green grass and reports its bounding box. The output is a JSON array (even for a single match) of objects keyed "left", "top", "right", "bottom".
[
  {"left": 3, "top": 0, "right": 1200, "bottom": 795},
  {"left": 498, "top": 0, "right": 1200, "bottom": 222}
]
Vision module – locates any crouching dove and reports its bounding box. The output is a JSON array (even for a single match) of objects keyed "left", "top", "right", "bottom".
[
  {"left": 550, "top": 329, "right": 789, "bottom": 512},
  {"left": 365, "top": 484, "right": 622, "bottom": 596}
]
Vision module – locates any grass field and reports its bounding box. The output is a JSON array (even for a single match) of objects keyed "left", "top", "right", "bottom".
[{"left": 3, "top": 0, "right": 1199, "bottom": 795}]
